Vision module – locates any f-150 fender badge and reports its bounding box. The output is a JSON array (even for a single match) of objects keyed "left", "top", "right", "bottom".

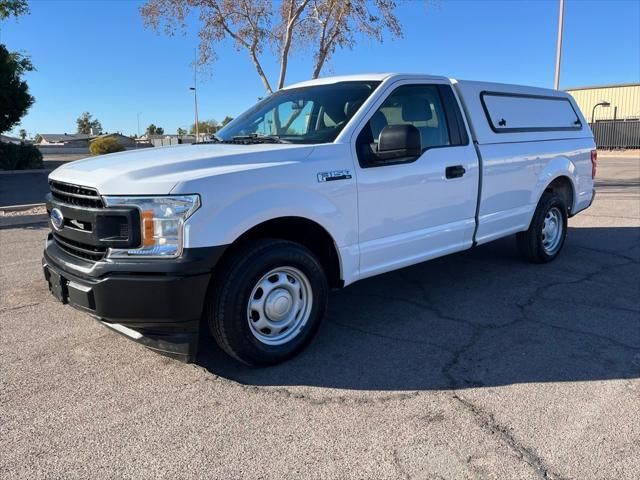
[{"left": 317, "top": 170, "right": 352, "bottom": 182}]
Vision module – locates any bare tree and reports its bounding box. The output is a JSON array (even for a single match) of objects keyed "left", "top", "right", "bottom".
[
  {"left": 307, "top": 0, "right": 402, "bottom": 79},
  {"left": 275, "top": 0, "right": 311, "bottom": 90},
  {"left": 140, "top": 0, "right": 405, "bottom": 93},
  {"left": 141, "top": 0, "right": 276, "bottom": 93},
  {"left": 190, "top": 119, "right": 220, "bottom": 134}
]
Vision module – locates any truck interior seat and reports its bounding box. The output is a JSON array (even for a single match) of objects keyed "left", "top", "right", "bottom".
[{"left": 401, "top": 100, "right": 447, "bottom": 149}]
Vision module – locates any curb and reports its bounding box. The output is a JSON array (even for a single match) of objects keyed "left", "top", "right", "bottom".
[
  {"left": 0, "top": 168, "right": 54, "bottom": 175},
  {"left": 0, "top": 213, "right": 48, "bottom": 229},
  {"left": 0, "top": 203, "right": 46, "bottom": 212}
]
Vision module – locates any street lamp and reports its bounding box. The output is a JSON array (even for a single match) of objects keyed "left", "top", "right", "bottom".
[
  {"left": 190, "top": 86, "right": 199, "bottom": 143},
  {"left": 554, "top": 0, "right": 565, "bottom": 90},
  {"left": 591, "top": 101, "right": 611, "bottom": 124},
  {"left": 190, "top": 49, "right": 199, "bottom": 143}
]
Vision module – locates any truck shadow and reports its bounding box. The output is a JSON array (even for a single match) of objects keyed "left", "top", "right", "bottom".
[{"left": 197, "top": 226, "right": 640, "bottom": 391}]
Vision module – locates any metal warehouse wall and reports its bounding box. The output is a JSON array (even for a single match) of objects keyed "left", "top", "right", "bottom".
[{"left": 565, "top": 84, "right": 640, "bottom": 122}]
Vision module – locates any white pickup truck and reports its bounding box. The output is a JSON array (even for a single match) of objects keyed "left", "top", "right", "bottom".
[{"left": 43, "top": 73, "right": 596, "bottom": 365}]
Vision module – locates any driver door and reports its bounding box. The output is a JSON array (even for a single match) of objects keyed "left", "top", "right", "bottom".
[{"left": 353, "top": 82, "right": 479, "bottom": 279}]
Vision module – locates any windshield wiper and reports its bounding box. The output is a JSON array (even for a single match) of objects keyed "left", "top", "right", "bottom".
[{"left": 230, "top": 133, "right": 288, "bottom": 144}]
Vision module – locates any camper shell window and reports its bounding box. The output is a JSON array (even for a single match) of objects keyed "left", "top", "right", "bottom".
[{"left": 480, "top": 91, "right": 582, "bottom": 133}]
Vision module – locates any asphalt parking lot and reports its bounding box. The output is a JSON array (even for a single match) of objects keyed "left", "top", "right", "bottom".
[{"left": 1, "top": 153, "right": 639, "bottom": 479}]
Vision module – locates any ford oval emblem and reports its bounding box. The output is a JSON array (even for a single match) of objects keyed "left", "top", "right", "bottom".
[{"left": 50, "top": 208, "right": 64, "bottom": 231}]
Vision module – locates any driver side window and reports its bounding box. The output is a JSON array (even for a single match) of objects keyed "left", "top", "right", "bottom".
[{"left": 356, "top": 84, "right": 452, "bottom": 167}]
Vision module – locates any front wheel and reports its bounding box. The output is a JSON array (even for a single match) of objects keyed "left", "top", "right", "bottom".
[
  {"left": 206, "top": 239, "right": 328, "bottom": 366},
  {"left": 516, "top": 192, "right": 568, "bottom": 263}
]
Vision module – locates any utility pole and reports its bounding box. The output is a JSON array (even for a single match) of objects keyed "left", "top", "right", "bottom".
[
  {"left": 554, "top": 0, "right": 565, "bottom": 90},
  {"left": 137, "top": 112, "right": 141, "bottom": 137},
  {"left": 190, "top": 48, "right": 200, "bottom": 143}
]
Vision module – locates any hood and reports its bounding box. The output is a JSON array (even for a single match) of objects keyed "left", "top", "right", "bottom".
[{"left": 48, "top": 143, "right": 315, "bottom": 195}]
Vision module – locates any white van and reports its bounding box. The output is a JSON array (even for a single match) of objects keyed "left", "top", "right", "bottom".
[{"left": 43, "top": 73, "right": 596, "bottom": 365}]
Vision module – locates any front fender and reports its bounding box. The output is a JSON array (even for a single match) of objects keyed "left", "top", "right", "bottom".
[{"left": 184, "top": 184, "right": 356, "bottom": 250}]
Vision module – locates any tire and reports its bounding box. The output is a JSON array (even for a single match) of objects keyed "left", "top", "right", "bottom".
[
  {"left": 516, "top": 191, "right": 568, "bottom": 263},
  {"left": 206, "top": 239, "right": 328, "bottom": 366}
]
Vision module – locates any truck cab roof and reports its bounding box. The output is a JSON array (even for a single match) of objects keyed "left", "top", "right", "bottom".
[{"left": 283, "top": 73, "right": 450, "bottom": 89}]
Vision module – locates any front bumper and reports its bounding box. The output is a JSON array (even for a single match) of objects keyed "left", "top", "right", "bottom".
[{"left": 43, "top": 236, "right": 225, "bottom": 362}]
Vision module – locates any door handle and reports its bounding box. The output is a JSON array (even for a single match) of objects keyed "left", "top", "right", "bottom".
[{"left": 445, "top": 165, "right": 466, "bottom": 179}]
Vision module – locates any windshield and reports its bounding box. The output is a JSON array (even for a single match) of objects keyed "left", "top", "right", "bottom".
[{"left": 216, "top": 81, "right": 380, "bottom": 144}]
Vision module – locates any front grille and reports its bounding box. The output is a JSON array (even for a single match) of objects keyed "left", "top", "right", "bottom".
[
  {"left": 47, "top": 181, "right": 139, "bottom": 263},
  {"left": 53, "top": 233, "right": 107, "bottom": 262},
  {"left": 49, "top": 181, "right": 103, "bottom": 208},
  {"left": 119, "top": 222, "right": 130, "bottom": 238}
]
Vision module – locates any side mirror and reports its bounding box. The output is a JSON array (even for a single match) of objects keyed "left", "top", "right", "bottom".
[{"left": 375, "top": 124, "right": 422, "bottom": 162}]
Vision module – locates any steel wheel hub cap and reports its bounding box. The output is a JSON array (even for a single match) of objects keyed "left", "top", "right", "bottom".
[
  {"left": 265, "top": 289, "right": 293, "bottom": 321},
  {"left": 247, "top": 267, "right": 313, "bottom": 346},
  {"left": 542, "top": 207, "right": 563, "bottom": 254}
]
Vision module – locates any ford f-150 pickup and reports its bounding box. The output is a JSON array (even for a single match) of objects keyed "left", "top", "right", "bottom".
[{"left": 43, "top": 73, "right": 596, "bottom": 365}]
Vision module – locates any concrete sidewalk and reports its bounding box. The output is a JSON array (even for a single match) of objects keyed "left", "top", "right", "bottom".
[{"left": 598, "top": 149, "right": 640, "bottom": 158}]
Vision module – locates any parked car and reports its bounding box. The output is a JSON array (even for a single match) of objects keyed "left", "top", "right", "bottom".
[{"left": 43, "top": 73, "right": 596, "bottom": 365}]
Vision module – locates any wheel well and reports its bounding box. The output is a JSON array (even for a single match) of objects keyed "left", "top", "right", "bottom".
[
  {"left": 221, "top": 217, "right": 343, "bottom": 289},
  {"left": 545, "top": 176, "right": 574, "bottom": 214}
]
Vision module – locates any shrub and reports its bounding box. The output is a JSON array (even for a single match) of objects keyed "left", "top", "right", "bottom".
[
  {"left": 90, "top": 137, "right": 126, "bottom": 155},
  {"left": 0, "top": 142, "right": 43, "bottom": 170}
]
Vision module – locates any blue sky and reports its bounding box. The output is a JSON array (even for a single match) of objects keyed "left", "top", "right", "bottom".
[{"left": 2, "top": 0, "right": 639, "bottom": 137}]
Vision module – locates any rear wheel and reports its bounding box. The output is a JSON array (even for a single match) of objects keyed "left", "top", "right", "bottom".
[
  {"left": 517, "top": 192, "right": 568, "bottom": 263},
  {"left": 206, "top": 239, "right": 328, "bottom": 366}
]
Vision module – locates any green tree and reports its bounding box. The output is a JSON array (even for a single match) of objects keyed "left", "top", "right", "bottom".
[
  {"left": 0, "top": 0, "right": 29, "bottom": 20},
  {"left": 190, "top": 119, "right": 219, "bottom": 135},
  {"left": 221, "top": 116, "right": 233, "bottom": 127},
  {"left": 177, "top": 127, "right": 187, "bottom": 135},
  {"left": 18, "top": 128, "right": 26, "bottom": 140},
  {"left": 76, "top": 112, "right": 102, "bottom": 135},
  {"left": 146, "top": 124, "right": 165, "bottom": 136},
  {"left": 0, "top": 45, "right": 34, "bottom": 134}
]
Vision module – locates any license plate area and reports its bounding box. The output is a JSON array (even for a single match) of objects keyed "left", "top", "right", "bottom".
[{"left": 45, "top": 267, "right": 68, "bottom": 304}]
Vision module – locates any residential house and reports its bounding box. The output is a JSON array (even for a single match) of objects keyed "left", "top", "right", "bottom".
[
  {"left": 36, "top": 133, "right": 93, "bottom": 147},
  {"left": 0, "top": 134, "right": 24, "bottom": 144}
]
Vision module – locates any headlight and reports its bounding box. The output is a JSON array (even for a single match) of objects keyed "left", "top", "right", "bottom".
[{"left": 102, "top": 195, "right": 200, "bottom": 259}]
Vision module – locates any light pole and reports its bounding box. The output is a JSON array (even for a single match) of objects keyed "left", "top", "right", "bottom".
[
  {"left": 591, "top": 101, "right": 611, "bottom": 124},
  {"left": 190, "top": 49, "right": 199, "bottom": 143},
  {"left": 190, "top": 86, "right": 199, "bottom": 142},
  {"left": 554, "top": 0, "right": 565, "bottom": 90}
]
